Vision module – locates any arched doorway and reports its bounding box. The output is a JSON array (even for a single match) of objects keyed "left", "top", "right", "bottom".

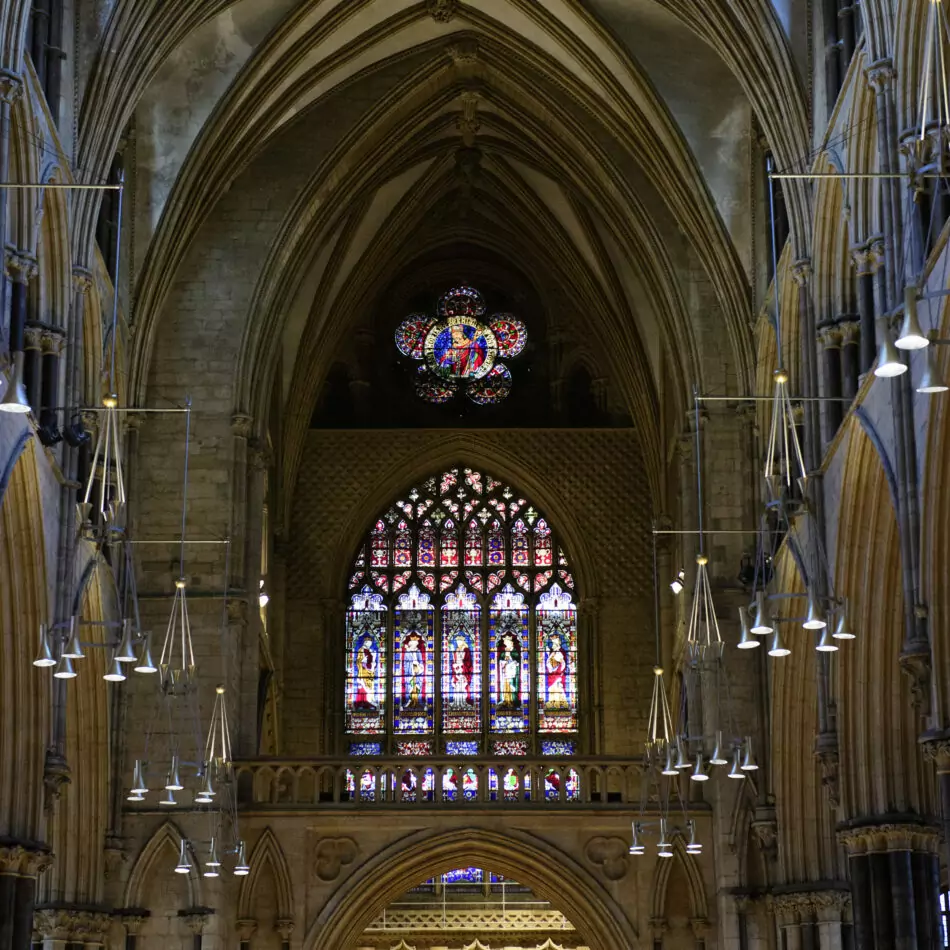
[{"left": 304, "top": 828, "right": 638, "bottom": 950}]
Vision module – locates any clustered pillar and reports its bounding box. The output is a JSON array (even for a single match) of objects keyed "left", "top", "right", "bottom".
[
  {"left": 0, "top": 845, "right": 51, "bottom": 950},
  {"left": 840, "top": 822, "right": 941, "bottom": 950}
]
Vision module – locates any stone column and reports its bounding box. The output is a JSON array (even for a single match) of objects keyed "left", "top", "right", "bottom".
[
  {"left": 33, "top": 910, "right": 109, "bottom": 950},
  {"left": 276, "top": 919, "right": 294, "bottom": 950},
  {"left": 851, "top": 244, "right": 878, "bottom": 375},
  {"left": 817, "top": 323, "right": 843, "bottom": 445},
  {"left": 39, "top": 330, "right": 65, "bottom": 432},
  {"left": 578, "top": 596, "right": 601, "bottom": 754},
  {"left": 235, "top": 918, "right": 257, "bottom": 950},
  {"left": 814, "top": 892, "right": 850, "bottom": 950},
  {"left": 0, "top": 73, "right": 22, "bottom": 351},
  {"left": 0, "top": 845, "right": 51, "bottom": 950},
  {"left": 23, "top": 324, "right": 44, "bottom": 412},
  {"left": 115, "top": 913, "right": 147, "bottom": 950},
  {"left": 5, "top": 252, "right": 38, "bottom": 400},
  {"left": 839, "top": 822, "right": 941, "bottom": 950},
  {"left": 791, "top": 259, "right": 821, "bottom": 472},
  {"left": 838, "top": 320, "right": 860, "bottom": 401},
  {"left": 230, "top": 413, "right": 253, "bottom": 594}
]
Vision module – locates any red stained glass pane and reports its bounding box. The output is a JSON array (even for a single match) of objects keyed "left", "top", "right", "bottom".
[
  {"left": 440, "top": 519, "right": 459, "bottom": 567},
  {"left": 465, "top": 520, "right": 483, "bottom": 566},
  {"left": 534, "top": 519, "right": 553, "bottom": 566},
  {"left": 394, "top": 520, "right": 412, "bottom": 567},
  {"left": 418, "top": 522, "right": 436, "bottom": 567},
  {"left": 371, "top": 521, "right": 389, "bottom": 567},
  {"left": 512, "top": 519, "right": 530, "bottom": 566}
]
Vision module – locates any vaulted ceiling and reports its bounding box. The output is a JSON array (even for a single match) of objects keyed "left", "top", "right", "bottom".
[{"left": 65, "top": 0, "right": 808, "bottom": 498}]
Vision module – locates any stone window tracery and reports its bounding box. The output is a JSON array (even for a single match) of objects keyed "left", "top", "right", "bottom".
[{"left": 344, "top": 467, "right": 578, "bottom": 755}]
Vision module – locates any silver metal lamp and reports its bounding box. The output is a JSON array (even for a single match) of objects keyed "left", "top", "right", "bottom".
[
  {"left": 62, "top": 617, "right": 84, "bottom": 659},
  {"left": 0, "top": 352, "right": 31, "bottom": 414},
  {"left": 803, "top": 589, "right": 827, "bottom": 630},
  {"left": 33, "top": 623, "right": 55, "bottom": 667},
  {"left": 896, "top": 286, "right": 929, "bottom": 350},
  {"left": 751, "top": 592, "right": 773, "bottom": 634},
  {"left": 738, "top": 605, "right": 759, "bottom": 649}
]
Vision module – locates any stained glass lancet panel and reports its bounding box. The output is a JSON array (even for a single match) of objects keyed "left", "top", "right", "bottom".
[
  {"left": 489, "top": 584, "right": 530, "bottom": 733},
  {"left": 464, "top": 519, "right": 483, "bottom": 566},
  {"left": 442, "top": 585, "right": 482, "bottom": 734},
  {"left": 536, "top": 584, "right": 578, "bottom": 733},
  {"left": 534, "top": 519, "right": 553, "bottom": 566},
  {"left": 440, "top": 519, "right": 459, "bottom": 567},
  {"left": 371, "top": 520, "right": 389, "bottom": 567},
  {"left": 345, "top": 587, "right": 387, "bottom": 734},
  {"left": 393, "top": 585, "right": 434, "bottom": 734}
]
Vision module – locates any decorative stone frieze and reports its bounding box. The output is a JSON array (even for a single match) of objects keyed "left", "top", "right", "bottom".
[
  {"left": 6, "top": 251, "right": 37, "bottom": 283},
  {"left": 837, "top": 821, "right": 941, "bottom": 855},
  {"left": 34, "top": 909, "right": 112, "bottom": 942}
]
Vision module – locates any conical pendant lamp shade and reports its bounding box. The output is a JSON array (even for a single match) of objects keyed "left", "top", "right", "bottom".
[
  {"left": 33, "top": 623, "right": 55, "bottom": 667},
  {"left": 751, "top": 592, "right": 773, "bottom": 634},
  {"left": 768, "top": 626, "right": 791, "bottom": 657},
  {"left": 657, "top": 818, "right": 673, "bottom": 856},
  {"left": 741, "top": 737, "right": 759, "bottom": 771},
  {"left": 661, "top": 744, "right": 678, "bottom": 776},
  {"left": 234, "top": 840, "right": 250, "bottom": 875},
  {"left": 803, "top": 589, "right": 827, "bottom": 630},
  {"left": 832, "top": 607, "right": 855, "bottom": 640},
  {"left": 896, "top": 286, "right": 929, "bottom": 349},
  {"left": 0, "top": 352, "right": 31, "bottom": 414},
  {"left": 166, "top": 755, "right": 184, "bottom": 791},
  {"left": 686, "top": 819, "right": 702, "bottom": 854},
  {"left": 737, "top": 605, "right": 759, "bottom": 649},
  {"left": 629, "top": 821, "right": 645, "bottom": 855},
  {"left": 917, "top": 346, "right": 948, "bottom": 393},
  {"left": 690, "top": 752, "right": 709, "bottom": 782},
  {"left": 710, "top": 730, "right": 728, "bottom": 766},
  {"left": 816, "top": 627, "right": 838, "bottom": 652},
  {"left": 174, "top": 838, "right": 191, "bottom": 873},
  {"left": 116, "top": 619, "right": 137, "bottom": 663},
  {"left": 674, "top": 737, "right": 690, "bottom": 769},
  {"left": 874, "top": 334, "right": 908, "bottom": 377},
  {"left": 103, "top": 655, "right": 127, "bottom": 682},
  {"left": 131, "top": 759, "right": 148, "bottom": 794},
  {"left": 53, "top": 654, "right": 77, "bottom": 679},
  {"left": 134, "top": 635, "right": 158, "bottom": 674},
  {"left": 63, "top": 616, "right": 84, "bottom": 659},
  {"left": 728, "top": 747, "right": 745, "bottom": 778}
]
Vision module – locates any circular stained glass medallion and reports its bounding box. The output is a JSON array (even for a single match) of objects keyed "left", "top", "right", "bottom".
[
  {"left": 415, "top": 366, "right": 457, "bottom": 404},
  {"left": 489, "top": 315, "right": 528, "bottom": 358},
  {"left": 438, "top": 285, "right": 486, "bottom": 319},
  {"left": 395, "top": 315, "right": 434, "bottom": 359},
  {"left": 425, "top": 316, "right": 498, "bottom": 381},
  {"left": 467, "top": 363, "right": 512, "bottom": 405}
]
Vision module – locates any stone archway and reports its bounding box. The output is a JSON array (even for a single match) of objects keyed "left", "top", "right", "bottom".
[{"left": 303, "top": 827, "right": 638, "bottom": 950}]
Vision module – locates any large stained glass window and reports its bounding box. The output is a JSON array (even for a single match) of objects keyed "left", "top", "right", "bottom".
[{"left": 344, "top": 468, "right": 578, "bottom": 753}]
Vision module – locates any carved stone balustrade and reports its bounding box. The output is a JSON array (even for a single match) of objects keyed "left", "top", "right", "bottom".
[{"left": 233, "top": 757, "right": 644, "bottom": 809}]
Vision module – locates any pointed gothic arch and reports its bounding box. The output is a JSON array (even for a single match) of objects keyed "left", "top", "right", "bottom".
[
  {"left": 237, "top": 827, "right": 294, "bottom": 921},
  {"left": 124, "top": 820, "right": 204, "bottom": 910}
]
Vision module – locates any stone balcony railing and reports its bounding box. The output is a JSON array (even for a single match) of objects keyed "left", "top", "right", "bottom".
[{"left": 233, "top": 757, "right": 644, "bottom": 808}]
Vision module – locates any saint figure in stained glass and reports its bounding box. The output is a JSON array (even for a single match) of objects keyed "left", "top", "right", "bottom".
[
  {"left": 400, "top": 632, "right": 427, "bottom": 709},
  {"left": 499, "top": 633, "right": 521, "bottom": 707}
]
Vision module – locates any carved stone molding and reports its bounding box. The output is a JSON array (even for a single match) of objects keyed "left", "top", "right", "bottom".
[
  {"left": 0, "top": 843, "right": 53, "bottom": 877},
  {"left": 0, "top": 70, "right": 24, "bottom": 104},
  {"left": 313, "top": 836, "right": 357, "bottom": 882},
  {"left": 179, "top": 908, "right": 214, "bottom": 935},
  {"left": 457, "top": 90, "right": 480, "bottom": 147},
  {"left": 276, "top": 918, "right": 296, "bottom": 942},
  {"left": 750, "top": 817, "right": 778, "bottom": 861},
  {"left": 837, "top": 320, "right": 860, "bottom": 347},
  {"left": 236, "top": 918, "right": 258, "bottom": 942},
  {"left": 791, "top": 258, "right": 812, "bottom": 287},
  {"left": 231, "top": 413, "right": 254, "bottom": 439},
  {"left": 34, "top": 909, "right": 112, "bottom": 942},
  {"left": 771, "top": 890, "right": 851, "bottom": 920},
  {"left": 43, "top": 751, "right": 72, "bottom": 815},
  {"left": 817, "top": 324, "right": 843, "bottom": 350},
  {"left": 5, "top": 251, "right": 37, "bottom": 283},
  {"left": 72, "top": 267, "right": 93, "bottom": 295},
  {"left": 865, "top": 58, "right": 896, "bottom": 91},
  {"left": 427, "top": 0, "right": 459, "bottom": 22},
  {"left": 921, "top": 736, "right": 950, "bottom": 772},
  {"left": 448, "top": 37, "right": 479, "bottom": 66},
  {"left": 837, "top": 821, "right": 941, "bottom": 855},
  {"left": 115, "top": 910, "right": 149, "bottom": 935},
  {"left": 584, "top": 835, "right": 629, "bottom": 881},
  {"left": 899, "top": 647, "right": 932, "bottom": 713}
]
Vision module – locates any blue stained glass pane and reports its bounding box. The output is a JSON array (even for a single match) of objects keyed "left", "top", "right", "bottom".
[
  {"left": 349, "top": 742, "right": 382, "bottom": 756},
  {"left": 447, "top": 740, "right": 480, "bottom": 755},
  {"left": 444, "top": 867, "right": 484, "bottom": 884},
  {"left": 541, "top": 740, "right": 576, "bottom": 756}
]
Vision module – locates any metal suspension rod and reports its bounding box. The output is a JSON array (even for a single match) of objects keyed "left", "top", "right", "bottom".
[{"left": 109, "top": 173, "right": 124, "bottom": 393}]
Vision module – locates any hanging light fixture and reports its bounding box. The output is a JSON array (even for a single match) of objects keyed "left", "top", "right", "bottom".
[
  {"left": 686, "top": 554, "right": 722, "bottom": 653},
  {"left": 661, "top": 744, "right": 679, "bottom": 776},
  {"left": 259, "top": 578, "right": 269, "bottom": 608},
  {"left": 874, "top": 333, "right": 908, "bottom": 377},
  {"left": 674, "top": 737, "right": 690, "bottom": 770},
  {"left": 174, "top": 838, "right": 191, "bottom": 874},
  {"left": 896, "top": 286, "right": 929, "bottom": 349},
  {"left": 81, "top": 394, "right": 126, "bottom": 523},
  {"left": 670, "top": 569, "right": 686, "bottom": 595},
  {"left": 115, "top": 619, "right": 137, "bottom": 663},
  {"left": 763, "top": 368, "right": 808, "bottom": 497},
  {"left": 686, "top": 819, "right": 702, "bottom": 855},
  {"left": 741, "top": 737, "right": 759, "bottom": 771},
  {"left": 690, "top": 752, "right": 709, "bottom": 783},
  {"left": 803, "top": 589, "right": 827, "bottom": 630},
  {"left": 0, "top": 352, "right": 30, "bottom": 413},
  {"left": 710, "top": 730, "right": 728, "bottom": 766},
  {"left": 131, "top": 759, "right": 148, "bottom": 795},
  {"left": 629, "top": 822, "right": 645, "bottom": 855},
  {"left": 832, "top": 605, "right": 855, "bottom": 640},
  {"left": 126, "top": 792, "right": 144, "bottom": 802},
  {"left": 133, "top": 634, "right": 158, "bottom": 674},
  {"left": 103, "top": 654, "right": 127, "bottom": 682},
  {"left": 657, "top": 818, "right": 673, "bottom": 857},
  {"left": 917, "top": 346, "right": 948, "bottom": 393},
  {"left": 53, "top": 655, "right": 77, "bottom": 679},
  {"left": 205, "top": 685, "right": 233, "bottom": 770},
  {"left": 62, "top": 617, "right": 84, "bottom": 659},
  {"left": 647, "top": 667, "right": 675, "bottom": 752},
  {"left": 737, "top": 605, "right": 759, "bottom": 649},
  {"left": 751, "top": 591, "right": 774, "bottom": 635},
  {"left": 203, "top": 838, "right": 221, "bottom": 877},
  {"left": 768, "top": 626, "right": 791, "bottom": 657},
  {"left": 816, "top": 627, "right": 838, "bottom": 652},
  {"left": 195, "top": 768, "right": 215, "bottom": 804},
  {"left": 33, "top": 623, "right": 55, "bottom": 667},
  {"left": 234, "top": 841, "right": 250, "bottom": 876},
  {"left": 727, "top": 747, "right": 745, "bottom": 779},
  {"left": 166, "top": 755, "right": 184, "bottom": 791},
  {"left": 159, "top": 579, "right": 195, "bottom": 686},
  {"left": 159, "top": 786, "right": 177, "bottom": 806}
]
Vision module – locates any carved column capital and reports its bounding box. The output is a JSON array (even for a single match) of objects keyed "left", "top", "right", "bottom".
[
  {"left": 115, "top": 912, "right": 148, "bottom": 936},
  {"left": 276, "top": 918, "right": 296, "bottom": 941},
  {"left": 791, "top": 259, "right": 812, "bottom": 286},
  {"left": 837, "top": 821, "right": 941, "bottom": 855},
  {"left": 921, "top": 736, "right": 950, "bottom": 771},
  {"left": 23, "top": 325, "right": 44, "bottom": 351},
  {"left": 817, "top": 324, "right": 843, "bottom": 350},
  {"left": 0, "top": 70, "right": 24, "bottom": 104},
  {"left": 865, "top": 58, "right": 896, "bottom": 91},
  {"left": 0, "top": 843, "right": 53, "bottom": 876},
  {"left": 838, "top": 319, "right": 861, "bottom": 347},
  {"left": 231, "top": 413, "right": 254, "bottom": 439},
  {"left": 40, "top": 328, "right": 65, "bottom": 355},
  {"left": 6, "top": 251, "right": 37, "bottom": 283},
  {"left": 750, "top": 817, "right": 778, "bottom": 861},
  {"left": 72, "top": 267, "right": 93, "bottom": 295},
  {"left": 34, "top": 909, "right": 111, "bottom": 942},
  {"left": 179, "top": 908, "right": 213, "bottom": 935},
  {"left": 236, "top": 918, "right": 258, "bottom": 942}
]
